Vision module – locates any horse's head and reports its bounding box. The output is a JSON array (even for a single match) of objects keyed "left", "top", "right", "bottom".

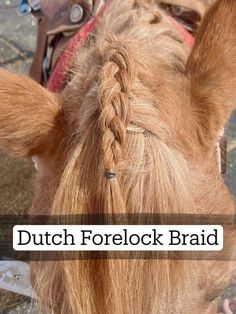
[{"left": 0, "top": 0, "right": 235, "bottom": 313}]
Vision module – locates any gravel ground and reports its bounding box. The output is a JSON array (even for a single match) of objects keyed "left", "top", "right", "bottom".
[{"left": 0, "top": 0, "right": 235, "bottom": 313}]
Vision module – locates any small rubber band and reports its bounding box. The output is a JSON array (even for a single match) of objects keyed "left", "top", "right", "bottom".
[{"left": 104, "top": 170, "right": 116, "bottom": 179}]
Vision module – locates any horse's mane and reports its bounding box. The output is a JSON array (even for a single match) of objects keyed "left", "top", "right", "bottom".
[
  {"left": 60, "top": 0, "right": 193, "bottom": 215},
  {"left": 33, "top": 1, "right": 234, "bottom": 313}
]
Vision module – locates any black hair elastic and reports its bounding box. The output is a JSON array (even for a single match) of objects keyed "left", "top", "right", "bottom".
[{"left": 104, "top": 170, "right": 116, "bottom": 179}]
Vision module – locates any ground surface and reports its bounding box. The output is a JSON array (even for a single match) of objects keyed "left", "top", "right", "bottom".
[{"left": 0, "top": 0, "right": 235, "bottom": 313}]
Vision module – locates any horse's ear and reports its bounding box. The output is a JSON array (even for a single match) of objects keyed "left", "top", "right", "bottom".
[
  {"left": 185, "top": 0, "right": 236, "bottom": 142},
  {"left": 0, "top": 69, "right": 62, "bottom": 157}
]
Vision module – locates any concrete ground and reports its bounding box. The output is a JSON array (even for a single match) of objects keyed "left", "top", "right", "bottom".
[
  {"left": 0, "top": 0, "right": 235, "bottom": 313},
  {"left": 0, "top": 1, "right": 35, "bottom": 312}
]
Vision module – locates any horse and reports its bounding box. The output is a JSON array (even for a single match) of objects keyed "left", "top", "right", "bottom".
[{"left": 0, "top": 0, "right": 235, "bottom": 313}]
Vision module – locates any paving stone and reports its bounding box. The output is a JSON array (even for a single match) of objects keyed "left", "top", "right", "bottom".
[
  {"left": 0, "top": 39, "right": 19, "bottom": 64},
  {"left": 0, "top": 0, "right": 36, "bottom": 73},
  {"left": 225, "top": 110, "right": 236, "bottom": 202}
]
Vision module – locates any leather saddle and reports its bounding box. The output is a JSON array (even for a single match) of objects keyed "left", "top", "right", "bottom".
[{"left": 28, "top": 0, "right": 208, "bottom": 86}]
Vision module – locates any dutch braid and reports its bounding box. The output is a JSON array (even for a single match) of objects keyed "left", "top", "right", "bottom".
[{"left": 97, "top": 36, "right": 134, "bottom": 178}]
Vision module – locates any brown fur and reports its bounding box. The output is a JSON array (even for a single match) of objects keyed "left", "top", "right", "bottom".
[{"left": 0, "top": 0, "right": 235, "bottom": 313}]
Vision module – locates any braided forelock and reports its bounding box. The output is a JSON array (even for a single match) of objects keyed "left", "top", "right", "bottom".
[{"left": 97, "top": 36, "right": 134, "bottom": 173}]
